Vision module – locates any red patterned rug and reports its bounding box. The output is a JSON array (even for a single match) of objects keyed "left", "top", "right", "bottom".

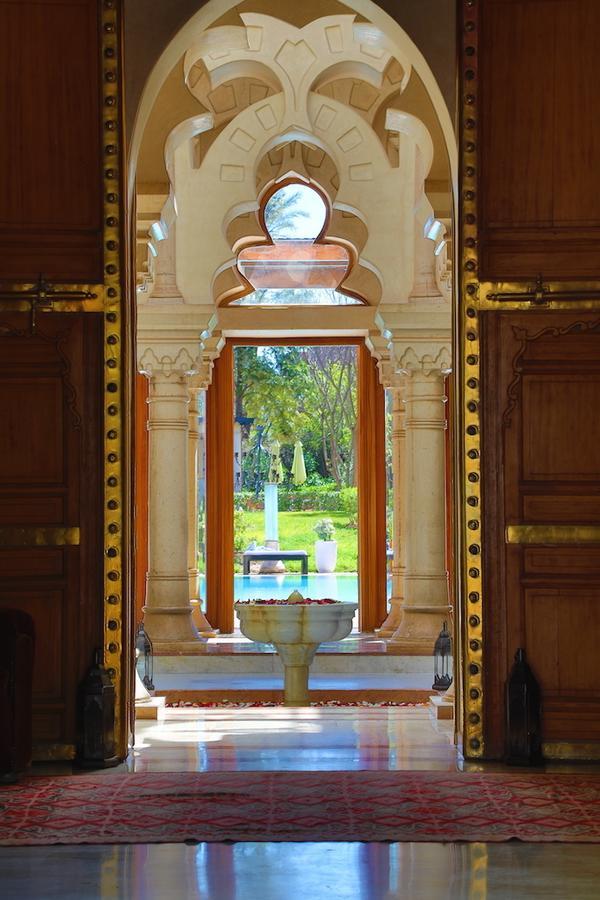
[{"left": 2, "top": 772, "right": 600, "bottom": 845}]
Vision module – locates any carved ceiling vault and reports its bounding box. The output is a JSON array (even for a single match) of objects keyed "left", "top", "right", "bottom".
[{"left": 135, "top": 4, "right": 453, "bottom": 379}]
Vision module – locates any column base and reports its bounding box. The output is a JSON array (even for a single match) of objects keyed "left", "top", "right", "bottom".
[
  {"left": 387, "top": 605, "right": 450, "bottom": 654},
  {"left": 143, "top": 604, "right": 207, "bottom": 648},
  {"left": 190, "top": 599, "right": 218, "bottom": 637},
  {"left": 376, "top": 599, "right": 403, "bottom": 637}
]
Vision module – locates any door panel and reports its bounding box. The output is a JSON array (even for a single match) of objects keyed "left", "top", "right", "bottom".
[
  {"left": 0, "top": 312, "right": 103, "bottom": 756},
  {"left": 481, "top": 311, "right": 600, "bottom": 754},
  {"left": 479, "top": 0, "right": 600, "bottom": 279},
  {"left": 0, "top": 0, "right": 103, "bottom": 281}
]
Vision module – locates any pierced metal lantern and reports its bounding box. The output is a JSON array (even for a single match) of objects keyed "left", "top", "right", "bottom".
[
  {"left": 76, "top": 648, "right": 118, "bottom": 769},
  {"left": 135, "top": 622, "right": 154, "bottom": 691},
  {"left": 432, "top": 620, "right": 452, "bottom": 692},
  {"left": 505, "top": 648, "right": 543, "bottom": 766}
]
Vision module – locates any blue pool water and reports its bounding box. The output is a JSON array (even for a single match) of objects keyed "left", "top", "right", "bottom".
[{"left": 199, "top": 574, "right": 391, "bottom": 603}]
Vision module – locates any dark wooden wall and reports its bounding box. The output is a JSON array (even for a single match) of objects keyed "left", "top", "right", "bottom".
[
  {"left": 479, "top": 0, "right": 600, "bottom": 280},
  {"left": 467, "top": 0, "right": 600, "bottom": 758},
  {"left": 0, "top": 0, "right": 104, "bottom": 282},
  {"left": 0, "top": 0, "right": 114, "bottom": 759}
]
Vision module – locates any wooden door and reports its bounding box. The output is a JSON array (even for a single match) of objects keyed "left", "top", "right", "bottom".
[
  {"left": 0, "top": 313, "right": 103, "bottom": 757},
  {"left": 460, "top": 0, "right": 600, "bottom": 758},
  {"left": 481, "top": 311, "right": 600, "bottom": 755},
  {"left": 0, "top": 0, "right": 129, "bottom": 759}
]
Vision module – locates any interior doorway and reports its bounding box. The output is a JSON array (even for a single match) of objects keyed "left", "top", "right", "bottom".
[
  {"left": 130, "top": 0, "right": 456, "bottom": 722},
  {"left": 204, "top": 337, "right": 387, "bottom": 635}
]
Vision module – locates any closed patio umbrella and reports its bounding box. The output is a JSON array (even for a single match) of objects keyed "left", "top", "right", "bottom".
[
  {"left": 268, "top": 440, "right": 285, "bottom": 484},
  {"left": 291, "top": 439, "right": 307, "bottom": 486}
]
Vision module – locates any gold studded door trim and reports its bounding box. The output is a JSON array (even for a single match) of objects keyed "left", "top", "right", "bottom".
[
  {"left": 460, "top": 0, "right": 484, "bottom": 759},
  {"left": 100, "top": 0, "right": 126, "bottom": 756}
]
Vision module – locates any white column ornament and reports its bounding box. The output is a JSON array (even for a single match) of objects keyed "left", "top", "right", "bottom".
[
  {"left": 188, "top": 383, "right": 217, "bottom": 636},
  {"left": 148, "top": 224, "right": 183, "bottom": 302},
  {"left": 388, "top": 363, "right": 450, "bottom": 652},
  {"left": 377, "top": 377, "right": 407, "bottom": 636},
  {"left": 140, "top": 348, "right": 206, "bottom": 652}
]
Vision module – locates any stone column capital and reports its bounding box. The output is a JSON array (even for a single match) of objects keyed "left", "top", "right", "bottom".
[
  {"left": 375, "top": 305, "right": 452, "bottom": 378},
  {"left": 395, "top": 345, "right": 452, "bottom": 377},
  {"left": 136, "top": 306, "right": 219, "bottom": 380},
  {"left": 138, "top": 346, "right": 202, "bottom": 379}
]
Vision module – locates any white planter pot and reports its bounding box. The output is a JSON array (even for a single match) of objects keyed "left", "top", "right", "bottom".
[{"left": 315, "top": 540, "right": 338, "bottom": 574}]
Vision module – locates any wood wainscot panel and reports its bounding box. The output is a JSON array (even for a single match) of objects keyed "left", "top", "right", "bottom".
[
  {"left": 524, "top": 547, "right": 600, "bottom": 578},
  {"left": 0, "top": 548, "right": 64, "bottom": 578},
  {"left": 479, "top": 0, "right": 600, "bottom": 279},
  {"left": 481, "top": 310, "right": 600, "bottom": 756},
  {"left": 0, "top": 496, "right": 65, "bottom": 524},
  {"left": 0, "top": 0, "right": 103, "bottom": 281},
  {"left": 0, "top": 312, "right": 104, "bottom": 754},
  {"left": 522, "top": 495, "right": 600, "bottom": 523},
  {"left": 521, "top": 377, "right": 600, "bottom": 481},
  {"left": 0, "top": 379, "right": 64, "bottom": 482}
]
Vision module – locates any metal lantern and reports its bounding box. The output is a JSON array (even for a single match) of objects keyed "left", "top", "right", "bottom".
[
  {"left": 135, "top": 622, "right": 154, "bottom": 691},
  {"left": 505, "top": 648, "right": 543, "bottom": 766},
  {"left": 432, "top": 620, "right": 452, "bottom": 692},
  {"left": 76, "top": 648, "right": 118, "bottom": 769}
]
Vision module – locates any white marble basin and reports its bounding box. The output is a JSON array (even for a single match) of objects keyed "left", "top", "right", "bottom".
[
  {"left": 234, "top": 600, "right": 358, "bottom": 706},
  {"left": 234, "top": 602, "right": 356, "bottom": 646}
]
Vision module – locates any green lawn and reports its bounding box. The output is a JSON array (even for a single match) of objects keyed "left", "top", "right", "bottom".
[{"left": 237, "top": 511, "right": 357, "bottom": 573}]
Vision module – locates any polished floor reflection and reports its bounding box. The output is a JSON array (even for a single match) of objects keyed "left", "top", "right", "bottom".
[
  {"left": 2, "top": 840, "right": 600, "bottom": 899},
  {"left": 128, "top": 706, "right": 458, "bottom": 773},
  {"left": 3, "top": 709, "right": 600, "bottom": 899}
]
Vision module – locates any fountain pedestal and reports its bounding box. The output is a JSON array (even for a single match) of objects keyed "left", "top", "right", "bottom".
[{"left": 234, "top": 600, "right": 357, "bottom": 706}]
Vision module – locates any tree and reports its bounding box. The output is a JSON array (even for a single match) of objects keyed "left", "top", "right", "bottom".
[
  {"left": 299, "top": 346, "right": 357, "bottom": 486},
  {"left": 234, "top": 344, "right": 358, "bottom": 490}
]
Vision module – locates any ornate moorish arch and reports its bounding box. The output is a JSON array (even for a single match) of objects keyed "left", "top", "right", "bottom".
[{"left": 132, "top": 0, "right": 455, "bottom": 727}]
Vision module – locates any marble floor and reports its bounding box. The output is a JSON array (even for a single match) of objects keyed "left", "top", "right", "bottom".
[{"left": 2, "top": 708, "right": 600, "bottom": 899}]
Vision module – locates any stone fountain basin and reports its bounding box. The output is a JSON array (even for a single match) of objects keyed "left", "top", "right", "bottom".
[{"left": 234, "top": 602, "right": 357, "bottom": 646}]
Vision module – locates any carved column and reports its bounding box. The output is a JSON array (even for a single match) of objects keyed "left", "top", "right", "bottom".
[
  {"left": 188, "top": 379, "right": 216, "bottom": 635},
  {"left": 377, "top": 376, "right": 407, "bottom": 636},
  {"left": 141, "top": 355, "right": 205, "bottom": 652},
  {"left": 388, "top": 365, "right": 449, "bottom": 652},
  {"left": 148, "top": 225, "right": 182, "bottom": 302}
]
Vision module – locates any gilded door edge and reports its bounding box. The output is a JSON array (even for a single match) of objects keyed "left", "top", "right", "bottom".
[
  {"left": 101, "top": 0, "right": 127, "bottom": 758},
  {"left": 459, "top": 0, "right": 600, "bottom": 760},
  {"left": 0, "top": 0, "right": 127, "bottom": 761}
]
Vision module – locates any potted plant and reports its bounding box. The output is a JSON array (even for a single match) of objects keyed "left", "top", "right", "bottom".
[{"left": 313, "top": 518, "right": 337, "bottom": 573}]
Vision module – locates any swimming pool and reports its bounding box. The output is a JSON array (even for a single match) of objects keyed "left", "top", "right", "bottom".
[{"left": 199, "top": 574, "right": 391, "bottom": 603}]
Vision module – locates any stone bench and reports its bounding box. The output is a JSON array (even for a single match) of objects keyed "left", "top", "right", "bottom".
[{"left": 242, "top": 550, "right": 309, "bottom": 575}]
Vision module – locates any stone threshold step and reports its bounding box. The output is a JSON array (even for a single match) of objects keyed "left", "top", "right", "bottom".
[
  {"left": 153, "top": 655, "right": 434, "bottom": 676},
  {"left": 156, "top": 688, "right": 431, "bottom": 705}
]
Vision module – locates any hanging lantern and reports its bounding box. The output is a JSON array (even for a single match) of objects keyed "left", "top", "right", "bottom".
[
  {"left": 505, "top": 647, "right": 543, "bottom": 766},
  {"left": 432, "top": 621, "right": 452, "bottom": 691},
  {"left": 76, "top": 648, "right": 118, "bottom": 769},
  {"left": 135, "top": 622, "right": 154, "bottom": 691}
]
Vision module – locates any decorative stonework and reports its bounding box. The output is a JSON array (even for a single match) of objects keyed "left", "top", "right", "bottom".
[
  {"left": 137, "top": 346, "right": 201, "bottom": 378},
  {"left": 135, "top": 14, "right": 446, "bottom": 308},
  {"left": 394, "top": 344, "right": 452, "bottom": 376}
]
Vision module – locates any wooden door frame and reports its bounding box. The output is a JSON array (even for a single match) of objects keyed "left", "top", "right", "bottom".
[{"left": 204, "top": 336, "right": 387, "bottom": 632}]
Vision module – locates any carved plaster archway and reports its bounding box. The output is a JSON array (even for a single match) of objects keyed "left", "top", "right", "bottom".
[{"left": 132, "top": 1, "right": 455, "bottom": 679}]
